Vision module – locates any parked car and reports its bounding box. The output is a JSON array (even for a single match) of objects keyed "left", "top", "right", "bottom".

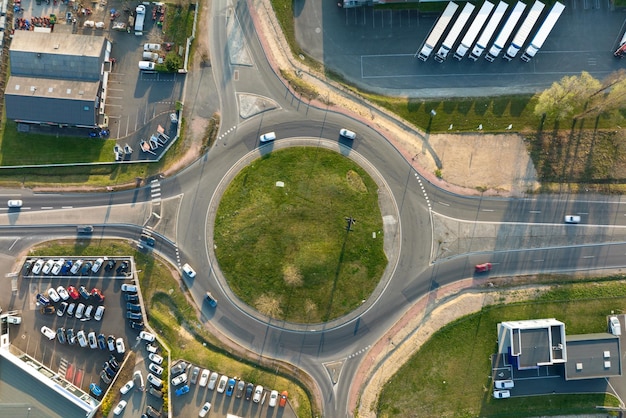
[
  {"left": 171, "top": 373, "right": 188, "bottom": 386},
  {"left": 47, "top": 288, "right": 61, "bottom": 303},
  {"left": 182, "top": 263, "right": 196, "bottom": 278},
  {"left": 56, "top": 327, "right": 66, "bottom": 344},
  {"left": 121, "top": 283, "right": 137, "bottom": 293},
  {"left": 199, "top": 402, "right": 211, "bottom": 417},
  {"left": 108, "top": 356, "right": 120, "bottom": 370},
  {"left": 107, "top": 335, "right": 116, "bottom": 351},
  {"left": 100, "top": 370, "right": 112, "bottom": 385},
  {"left": 235, "top": 379, "right": 245, "bottom": 398},
  {"left": 78, "top": 286, "right": 91, "bottom": 299},
  {"left": 88, "top": 332, "right": 98, "bottom": 349},
  {"left": 339, "top": 128, "right": 357, "bottom": 140},
  {"left": 129, "top": 320, "right": 144, "bottom": 330},
  {"left": 116, "top": 338, "right": 125, "bottom": 354},
  {"left": 67, "top": 286, "right": 80, "bottom": 300},
  {"left": 148, "top": 386, "right": 163, "bottom": 398},
  {"left": 190, "top": 366, "right": 200, "bottom": 384},
  {"left": 89, "top": 383, "right": 102, "bottom": 397},
  {"left": 225, "top": 378, "right": 235, "bottom": 396},
  {"left": 475, "top": 262, "right": 492, "bottom": 273},
  {"left": 36, "top": 293, "right": 50, "bottom": 306},
  {"left": 42, "top": 259, "right": 55, "bottom": 275},
  {"left": 133, "top": 370, "right": 145, "bottom": 391},
  {"left": 57, "top": 302, "right": 68, "bottom": 317},
  {"left": 120, "top": 380, "right": 134, "bottom": 395},
  {"left": 139, "top": 331, "right": 155, "bottom": 342},
  {"left": 493, "top": 390, "right": 510, "bottom": 399},
  {"left": 67, "top": 328, "right": 76, "bottom": 345},
  {"left": 147, "top": 373, "right": 163, "bottom": 388},
  {"left": 81, "top": 262, "right": 93, "bottom": 275},
  {"left": 104, "top": 365, "right": 116, "bottom": 379},
  {"left": 126, "top": 311, "right": 142, "bottom": 320},
  {"left": 217, "top": 375, "right": 228, "bottom": 393},
  {"left": 149, "top": 353, "right": 163, "bottom": 365},
  {"left": 94, "top": 305, "right": 105, "bottom": 321},
  {"left": 170, "top": 361, "right": 188, "bottom": 376},
  {"left": 67, "top": 303, "right": 76, "bottom": 317},
  {"left": 61, "top": 260, "right": 73, "bottom": 275},
  {"left": 22, "top": 260, "right": 33, "bottom": 275},
  {"left": 51, "top": 258, "right": 65, "bottom": 275},
  {"left": 97, "top": 334, "right": 107, "bottom": 350},
  {"left": 269, "top": 389, "right": 279, "bottom": 407},
  {"left": 253, "top": 385, "right": 263, "bottom": 403},
  {"left": 208, "top": 372, "right": 219, "bottom": 391},
  {"left": 75, "top": 303, "right": 85, "bottom": 319},
  {"left": 32, "top": 259, "right": 45, "bottom": 274},
  {"left": 279, "top": 390, "right": 288, "bottom": 407},
  {"left": 149, "top": 363, "right": 163, "bottom": 376},
  {"left": 112, "top": 400, "right": 127, "bottom": 416},
  {"left": 56, "top": 286, "right": 70, "bottom": 301},
  {"left": 84, "top": 305, "right": 94, "bottom": 319},
  {"left": 127, "top": 303, "right": 141, "bottom": 312},
  {"left": 199, "top": 369, "right": 210, "bottom": 387},
  {"left": 495, "top": 380, "right": 514, "bottom": 389},
  {"left": 91, "top": 288, "right": 104, "bottom": 303},
  {"left": 116, "top": 261, "right": 129, "bottom": 274},
  {"left": 40, "top": 326, "right": 56, "bottom": 340},
  {"left": 245, "top": 382, "right": 254, "bottom": 401},
  {"left": 70, "top": 259, "right": 83, "bottom": 275},
  {"left": 92, "top": 258, "right": 104, "bottom": 273},
  {"left": 125, "top": 293, "right": 139, "bottom": 302},
  {"left": 77, "top": 330, "right": 88, "bottom": 347},
  {"left": 39, "top": 305, "right": 55, "bottom": 315},
  {"left": 105, "top": 259, "right": 116, "bottom": 271},
  {"left": 610, "top": 316, "right": 622, "bottom": 336},
  {"left": 145, "top": 405, "right": 160, "bottom": 418},
  {"left": 175, "top": 385, "right": 190, "bottom": 396}
]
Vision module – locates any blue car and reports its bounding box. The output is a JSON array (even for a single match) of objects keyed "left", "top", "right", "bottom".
[
  {"left": 175, "top": 385, "right": 190, "bottom": 397},
  {"left": 60, "top": 260, "right": 73, "bottom": 275},
  {"left": 225, "top": 378, "right": 236, "bottom": 396},
  {"left": 89, "top": 383, "right": 102, "bottom": 396},
  {"left": 36, "top": 293, "right": 50, "bottom": 306}
]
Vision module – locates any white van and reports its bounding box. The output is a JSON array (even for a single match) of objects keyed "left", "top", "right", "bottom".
[
  {"left": 138, "top": 61, "right": 155, "bottom": 71},
  {"left": 143, "top": 43, "right": 161, "bottom": 52},
  {"left": 142, "top": 51, "right": 159, "bottom": 62},
  {"left": 7, "top": 316, "right": 21, "bottom": 324}
]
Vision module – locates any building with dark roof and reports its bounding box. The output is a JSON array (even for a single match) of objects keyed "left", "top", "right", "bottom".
[{"left": 5, "top": 31, "right": 111, "bottom": 128}]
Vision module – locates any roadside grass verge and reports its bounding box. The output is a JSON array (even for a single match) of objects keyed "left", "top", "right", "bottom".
[
  {"left": 376, "top": 280, "right": 625, "bottom": 417},
  {"left": 29, "top": 240, "right": 313, "bottom": 418},
  {"left": 163, "top": 2, "right": 195, "bottom": 49},
  {"left": 213, "top": 147, "right": 387, "bottom": 323}
]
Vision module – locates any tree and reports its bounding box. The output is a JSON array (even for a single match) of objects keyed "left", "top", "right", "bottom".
[
  {"left": 255, "top": 293, "right": 283, "bottom": 319},
  {"left": 575, "top": 69, "right": 626, "bottom": 119},
  {"left": 534, "top": 71, "right": 601, "bottom": 120}
]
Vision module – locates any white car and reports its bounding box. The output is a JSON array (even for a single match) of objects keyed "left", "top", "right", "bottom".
[
  {"left": 76, "top": 330, "right": 88, "bottom": 347},
  {"left": 40, "top": 326, "right": 56, "bottom": 340},
  {"left": 120, "top": 380, "right": 134, "bottom": 395},
  {"left": 70, "top": 259, "right": 83, "bottom": 275},
  {"left": 149, "top": 363, "right": 163, "bottom": 376},
  {"left": 493, "top": 390, "right": 511, "bottom": 399},
  {"left": 113, "top": 400, "right": 127, "bottom": 416},
  {"left": 172, "top": 373, "right": 188, "bottom": 386},
  {"left": 147, "top": 373, "right": 163, "bottom": 388},
  {"left": 144, "top": 43, "right": 161, "bottom": 52},
  {"left": 116, "top": 337, "right": 125, "bottom": 354},
  {"left": 494, "top": 380, "right": 514, "bottom": 389},
  {"left": 216, "top": 375, "right": 228, "bottom": 393},
  {"left": 94, "top": 305, "right": 105, "bottom": 321},
  {"left": 269, "top": 389, "right": 279, "bottom": 407},
  {"left": 148, "top": 353, "right": 163, "bottom": 365},
  {"left": 199, "top": 402, "right": 211, "bottom": 417},
  {"left": 42, "top": 260, "right": 55, "bottom": 275},
  {"left": 259, "top": 131, "right": 276, "bottom": 143},
  {"left": 182, "top": 263, "right": 196, "bottom": 278},
  {"left": 88, "top": 332, "right": 97, "bottom": 349},
  {"left": 56, "top": 286, "right": 70, "bottom": 301},
  {"left": 75, "top": 303, "right": 85, "bottom": 319},
  {"left": 339, "top": 128, "right": 356, "bottom": 140},
  {"left": 47, "top": 288, "right": 61, "bottom": 303},
  {"left": 32, "top": 259, "right": 45, "bottom": 274},
  {"left": 92, "top": 258, "right": 104, "bottom": 273},
  {"left": 610, "top": 316, "right": 622, "bottom": 336},
  {"left": 207, "top": 372, "right": 218, "bottom": 390},
  {"left": 121, "top": 283, "right": 138, "bottom": 293},
  {"left": 564, "top": 215, "right": 581, "bottom": 224},
  {"left": 84, "top": 305, "right": 94, "bottom": 319},
  {"left": 199, "top": 369, "right": 210, "bottom": 387},
  {"left": 134, "top": 370, "right": 145, "bottom": 391},
  {"left": 253, "top": 385, "right": 263, "bottom": 403},
  {"left": 51, "top": 258, "right": 65, "bottom": 275},
  {"left": 140, "top": 331, "right": 155, "bottom": 342},
  {"left": 7, "top": 199, "right": 22, "bottom": 208}
]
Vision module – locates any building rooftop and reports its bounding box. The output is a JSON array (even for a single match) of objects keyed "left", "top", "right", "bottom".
[
  {"left": 10, "top": 31, "right": 104, "bottom": 58},
  {"left": 565, "top": 333, "right": 622, "bottom": 380},
  {"left": 6, "top": 76, "right": 99, "bottom": 100}
]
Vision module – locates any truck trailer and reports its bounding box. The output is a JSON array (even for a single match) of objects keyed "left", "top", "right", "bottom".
[
  {"left": 485, "top": 1, "right": 527, "bottom": 62},
  {"left": 504, "top": 0, "right": 545, "bottom": 60},
  {"left": 521, "top": 2, "right": 565, "bottom": 61},
  {"left": 417, "top": 2, "right": 459, "bottom": 61},
  {"left": 454, "top": 1, "right": 494, "bottom": 61},
  {"left": 434, "top": 2, "right": 475, "bottom": 63},
  {"left": 469, "top": 2, "right": 508, "bottom": 61},
  {"left": 134, "top": 4, "right": 145, "bottom": 36}
]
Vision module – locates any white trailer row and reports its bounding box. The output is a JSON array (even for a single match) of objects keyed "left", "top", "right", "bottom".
[
  {"left": 522, "top": 2, "right": 566, "bottom": 61},
  {"left": 485, "top": 1, "right": 527, "bottom": 61},
  {"left": 454, "top": 1, "right": 495, "bottom": 60},
  {"left": 417, "top": 2, "right": 459, "bottom": 62},
  {"left": 469, "top": 1, "right": 509, "bottom": 61},
  {"left": 504, "top": 0, "right": 545, "bottom": 60},
  {"left": 434, "top": 3, "right": 475, "bottom": 62}
]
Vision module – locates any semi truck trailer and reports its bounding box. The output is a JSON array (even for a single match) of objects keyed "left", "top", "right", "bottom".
[
  {"left": 521, "top": 2, "right": 565, "bottom": 61},
  {"left": 454, "top": 1, "right": 494, "bottom": 60},
  {"left": 469, "top": 1, "right": 508, "bottom": 61},
  {"left": 504, "top": 0, "right": 545, "bottom": 60},
  {"left": 134, "top": 4, "right": 145, "bottom": 36},
  {"left": 417, "top": 2, "right": 459, "bottom": 61},
  {"left": 485, "top": 1, "right": 526, "bottom": 62},
  {"left": 434, "top": 3, "right": 475, "bottom": 62}
]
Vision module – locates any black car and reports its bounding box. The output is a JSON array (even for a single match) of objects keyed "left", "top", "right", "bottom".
[
  {"left": 67, "top": 328, "right": 76, "bottom": 345},
  {"left": 22, "top": 260, "right": 33, "bottom": 275},
  {"left": 97, "top": 334, "right": 107, "bottom": 350},
  {"left": 104, "top": 365, "right": 116, "bottom": 378},
  {"left": 81, "top": 262, "right": 93, "bottom": 275},
  {"left": 116, "top": 261, "right": 129, "bottom": 274},
  {"left": 140, "top": 234, "right": 156, "bottom": 246},
  {"left": 107, "top": 335, "right": 116, "bottom": 351},
  {"left": 78, "top": 286, "right": 91, "bottom": 300},
  {"left": 105, "top": 259, "right": 116, "bottom": 271},
  {"left": 108, "top": 356, "right": 119, "bottom": 370},
  {"left": 127, "top": 303, "right": 141, "bottom": 313},
  {"left": 129, "top": 320, "right": 144, "bottom": 330},
  {"left": 56, "top": 328, "right": 66, "bottom": 344},
  {"left": 127, "top": 312, "right": 142, "bottom": 320},
  {"left": 245, "top": 382, "right": 254, "bottom": 401},
  {"left": 125, "top": 294, "right": 139, "bottom": 302},
  {"left": 148, "top": 386, "right": 163, "bottom": 398}
]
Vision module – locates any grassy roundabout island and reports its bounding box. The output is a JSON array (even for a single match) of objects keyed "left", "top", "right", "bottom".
[{"left": 214, "top": 147, "right": 388, "bottom": 323}]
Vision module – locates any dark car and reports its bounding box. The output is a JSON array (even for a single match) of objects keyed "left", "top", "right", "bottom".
[
  {"left": 127, "top": 303, "right": 142, "bottom": 313},
  {"left": 235, "top": 379, "right": 245, "bottom": 398},
  {"left": 97, "top": 334, "right": 107, "bottom": 350},
  {"left": 67, "top": 328, "right": 76, "bottom": 345},
  {"left": 56, "top": 328, "right": 66, "bottom": 344},
  {"left": 36, "top": 293, "right": 50, "bottom": 306},
  {"left": 148, "top": 386, "right": 163, "bottom": 398},
  {"left": 77, "top": 225, "right": 94, "bottom": 234},
  {"left": 81, "top": 262, "right": 93, "bottom": 275},
  {"left": 129, "top": 321, "right": 144, "bottom": 330},
  {"left": 105, "top": 259, "right": 116, "bottom": 271},
  {"left": 127, "top": 311, "right": 142, "bottom": 320},
  {"left": 60, "top": 260, "right": 73, "bottom": 275},
  {"left": 125, "top": 294, "right": 139, "bottom": 302},
  {"left": 100, "top": 370, "right": 112, "bottom": 384},
  {"left": 78, "top": 286, "right": 91, "bottom": 300},
  {"left": 108, "top": 356, "right": 120, "bottom": 370},
  {"left": 104, "top": 365, "right": 116, "bottom": 378},
  {"left": 39, "top": 305, "right": 56, "bottom": 315},
  {"left": 22, "top": 260, "right": 33, "bottom": 275},
  {"left": 145, "top": 405, "right": 161, "bottom": 418},
  {"left": 91, "top": 288, "right": 105, "bottom": 303},
  {"left": 170, "top": 361, "right": 188, "bottom": 376},
  {"left": 140, "top": 234, "right": 156, "bottom": 246},
  {"left": 107, "top": 335, "right": 116, "bottom": 351},
  {"left": 116, "top": 261, "right": 129, "bottom": 274},
  {"left": 245, "top": 383, "right": 254, "bottom": 401}
]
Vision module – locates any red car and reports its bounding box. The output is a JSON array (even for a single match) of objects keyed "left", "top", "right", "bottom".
[
  {"left": 475, "top": 263, "right": 492, "bottom": 273},
  {"left": 279, "top": 391, "right": 288, "bottom": 407},
  {"left": 91, "top": 288, "right": 105, "bottom": 303},
  {"left": 67, "top": 286, "right": 80, "bottom": 300}
]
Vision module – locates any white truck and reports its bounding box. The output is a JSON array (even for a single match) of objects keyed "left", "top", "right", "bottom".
[
  {"left": 134, "top": 5, "right": 145, "bottom": 36},
  {"left": 434, "top": 3, "right": 475, "bottom": 63},
  {"left": 469, "top": 2, "right": 508, "bottom": 61},
  {"left": 454, "top": 1, "right": 494, "bottom": 60},
  {"left": 522, "top": 2, "right": 565, "bottom": 61},
  {"left": 417, "top": 2, "right": 459, "bottom": 62},
  {"left": 504, "top": 1, "right": 545, "bottom": 60},
  {"left": 485, "top": 1, "right": 527, "bottom": 62}
]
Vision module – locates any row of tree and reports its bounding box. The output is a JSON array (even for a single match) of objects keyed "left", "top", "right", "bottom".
[{"left": 534, "top": 69, "right": 626, "bottom": 120}]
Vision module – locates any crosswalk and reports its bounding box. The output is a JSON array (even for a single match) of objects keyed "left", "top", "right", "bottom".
[
  {"left": 151, "top": 179, "right": 161, "bottom": 204},
  {"left": 58, "top": 357, "right": 68, "bottom": 377}
]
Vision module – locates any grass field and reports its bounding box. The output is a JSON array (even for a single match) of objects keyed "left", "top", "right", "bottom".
[
  {"left": 214, "top": 147, "right": 387, "bottom": 323},
  {"left": 29, "top": 240, "right": 314, "bottom": 418},
  {"left": 376, "top": 280, "right": 626, "bottom": 417}
]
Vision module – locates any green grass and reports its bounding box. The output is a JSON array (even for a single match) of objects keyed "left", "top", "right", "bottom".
[
  {"left": 163, "top": 2, "right": 195, "bottom": 50},
  {"left": 376, "top": 280, "right": 625, "bottom": 417},
  {"left": 29, "top": 240, "right": 314, "bottom": 418},
  {"left": 214, "top": 147, "right": 387, "bottom": 322}
]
